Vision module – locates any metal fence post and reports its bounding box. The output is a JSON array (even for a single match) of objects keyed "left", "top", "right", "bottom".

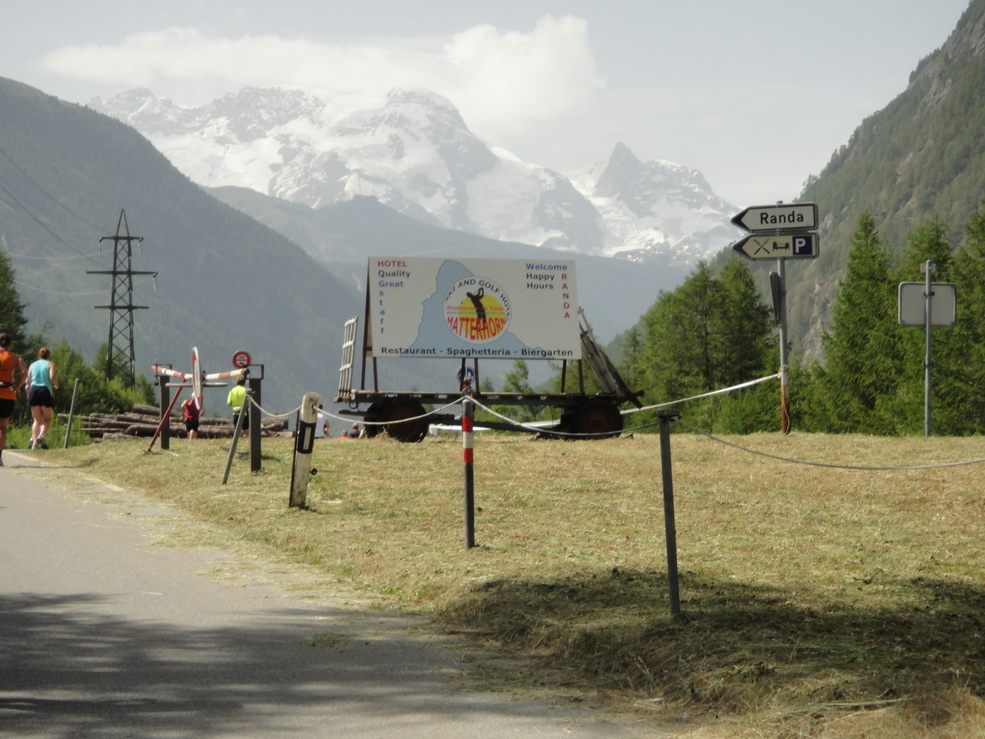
[
  {"left": 249, "top": 372, "right": 262, "bottom": 472},
  {"left": 463, "top": 396, "right": 475, "bottom": 549},
  {"left": 62, "top": 378, "right": 80, "bottom": 449},
  {"left": 658, "top": 410, "right": 682, "bottom": 620}
]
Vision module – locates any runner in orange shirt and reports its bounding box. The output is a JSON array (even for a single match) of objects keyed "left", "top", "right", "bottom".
[{"left": 0, "top": 332, "right": 28, "bottom": 466}]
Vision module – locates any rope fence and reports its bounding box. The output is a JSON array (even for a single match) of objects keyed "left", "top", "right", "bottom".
[
  {"left": 243, "top": 369, "right": 985, "bottom": 470},
  {"left": 625, "top": 372, "right": 780, "bottom": 414},
  {"left": 467, "top": 397, "right": 654, "bottom": 439},
  {"left": 246, "top": 395, "right": 302, "bottom": 420},
  {"left": 294, "top": 398, "right": 466, "bottom": 427},
  {"left": 675, "top": 417, "right": 985, "bottom": 472}
]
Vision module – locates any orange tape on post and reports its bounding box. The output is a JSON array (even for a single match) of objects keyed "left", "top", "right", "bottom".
[{"left": 462, "top": 398, "right": 475, "bottom": 549}]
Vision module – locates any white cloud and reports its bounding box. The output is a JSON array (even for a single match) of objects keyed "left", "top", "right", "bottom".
[
  {"left": 439, "top": 16, "right": 602, "bottom": 137},
  {"left": 40, "top": 16, "right": 602, "bottom": 142}
]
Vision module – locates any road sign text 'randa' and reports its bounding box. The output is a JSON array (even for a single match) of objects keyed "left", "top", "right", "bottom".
[{"left": 731, "top": 203, "right": 818, "bottom": 233}]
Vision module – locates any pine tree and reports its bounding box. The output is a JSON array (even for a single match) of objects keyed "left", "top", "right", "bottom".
[
  {"left": 811, "top": 211, "right": 902, "bottom": 433},
  {"left": 714, "top": 258, "right": 776, "bottom": 387},
  {"left": 897, "top": 213, "right": 954, "bottom": 280},
  {"left": 934, "top": 203, "right": 985, "bottom": 434},
  {"left": 0, "top": 250, "right": 28, "bottom": 349},
  {"left": 893, "top": 214, "right": 955, "bottom": 433},
  {"left": 636, "top": 262, "right": 720, "bottom": 404},
  {"left": 709, "top": 259, "right": 780, "bottom": 432},
  {"left": 497, "top": 360, "right": 542, "bottom": 423},
  {"left": 619, "top": 325, "right": 644, "bottom": 390},
  {"left": 632, "top": 259, "right": 776, "bottom": 431}
]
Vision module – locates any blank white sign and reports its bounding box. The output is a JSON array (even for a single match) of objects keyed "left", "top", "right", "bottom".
[{"left": 898, "top": 282, "right": 957, "bottom": 327}]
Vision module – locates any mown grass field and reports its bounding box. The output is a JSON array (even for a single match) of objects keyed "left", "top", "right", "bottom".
[{"left": 32, "top": 429, "right": 985, "bottom": 737}]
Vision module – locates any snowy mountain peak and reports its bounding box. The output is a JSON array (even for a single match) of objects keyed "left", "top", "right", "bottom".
[
  {"left": 571, "top": 144, "right": 738, "bottom": 263},
  {"left": 380, "top": 88, "right": 469, "bottom": 130},
  {"left": 592, "top": 142, "right": 643, "bottom": 196},
  {"left": 90, "top": 87, "right": 738, "bottom": 264}
]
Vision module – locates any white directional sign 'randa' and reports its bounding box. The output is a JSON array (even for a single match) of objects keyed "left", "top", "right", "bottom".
[
  {"left": 369, "top": 257, "right": 580, "bottom": 360},
  {"left": 731, "top": 203, "right": 818, "bottom": 232}
]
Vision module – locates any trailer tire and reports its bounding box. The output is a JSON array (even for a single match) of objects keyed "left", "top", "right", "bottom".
[
  {"left": 379, "top": 399, "right": 429, "bottom": 443},
  {"left": 570, "top": 399, "right": 623, "bottom": 439},
  {"left": 363, "top": 403, "right": 384, "bottom": 438}
]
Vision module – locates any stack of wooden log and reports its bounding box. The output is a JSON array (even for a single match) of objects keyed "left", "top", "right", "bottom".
[{"left": 80, "top": 403, "right": 290, "bottom": 440}]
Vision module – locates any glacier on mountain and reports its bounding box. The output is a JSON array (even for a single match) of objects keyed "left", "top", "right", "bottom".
[{"left": 91, "top": 86, "right": 739, "bottom": 264}]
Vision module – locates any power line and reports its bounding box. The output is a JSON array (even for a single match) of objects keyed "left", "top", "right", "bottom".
[
  {"left": 11, "top": 278, "right": 104, "bottom": 298},
  {"left": 1, "top": 251, "right": 89, "bottom": 262},
  {"left": 0, "top": 179, "right": 107, "bottom": 268},
  {"left": 0, "top": 141, "right": 109, "bottom": 233}
]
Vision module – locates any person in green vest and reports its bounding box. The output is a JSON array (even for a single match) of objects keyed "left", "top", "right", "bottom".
[{"left": 226, "top": 375, "right": 249, "bottom": 438}]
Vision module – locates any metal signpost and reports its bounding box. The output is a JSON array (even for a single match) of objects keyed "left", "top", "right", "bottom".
[
  {"left": 898, "top": 260, "right": 957, "bottom": 436},
  {"left": 731, "top": 202, "right": 820, "bottom": 434}
]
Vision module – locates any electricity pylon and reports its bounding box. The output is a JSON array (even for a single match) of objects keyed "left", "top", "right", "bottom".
[{"left": 88, "top": 210, "right": 157, "bottom": 385}]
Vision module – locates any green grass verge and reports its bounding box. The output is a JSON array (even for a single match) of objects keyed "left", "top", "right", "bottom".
[{"left": 28, "top": 431, "right": 985, "bottom": 737}]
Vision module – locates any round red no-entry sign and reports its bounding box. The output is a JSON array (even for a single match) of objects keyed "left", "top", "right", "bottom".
[{"left": 232, "top": 351, "right": 252, "bottom": 368}]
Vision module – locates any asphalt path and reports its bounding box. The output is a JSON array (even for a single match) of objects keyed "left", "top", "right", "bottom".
[{"left": 0, "top": 452, "right": 663, "bottom": 738}]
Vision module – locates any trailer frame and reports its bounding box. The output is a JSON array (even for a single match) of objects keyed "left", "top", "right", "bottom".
[{"left": 332, "top": 309, "right": 643, "bottom": 442}]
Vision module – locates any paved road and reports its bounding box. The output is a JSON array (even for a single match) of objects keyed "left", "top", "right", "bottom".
[{"left": 0, "top": 453, "right": 662, "bottom": 738}]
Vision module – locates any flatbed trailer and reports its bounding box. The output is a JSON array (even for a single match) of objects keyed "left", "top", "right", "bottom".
[{"left": 333, "top": 309, "right": 643, "bottom": 442}]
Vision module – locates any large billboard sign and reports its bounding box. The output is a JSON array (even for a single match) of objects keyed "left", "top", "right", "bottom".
[{"left": 368, "top": 257, "right": 581, "bottom": 360}]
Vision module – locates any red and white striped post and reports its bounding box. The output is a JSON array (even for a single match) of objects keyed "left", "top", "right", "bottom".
[{"left": 462, "top": 396, "right": 475, "bottom": 549}]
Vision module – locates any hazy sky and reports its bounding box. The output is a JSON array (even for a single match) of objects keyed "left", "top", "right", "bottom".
[{"left": 0, "top": 1, "right": 970, "bottom": 208}]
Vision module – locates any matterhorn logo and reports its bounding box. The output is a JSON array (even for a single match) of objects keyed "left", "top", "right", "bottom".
[{"left": 443, "top": 276, "right": 511, "bottom": 343}]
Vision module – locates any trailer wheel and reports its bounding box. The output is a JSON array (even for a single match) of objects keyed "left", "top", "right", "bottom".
[
  {"left": 571, "top": 399, "right": 623, "bottom": 438},
  {"left": 380, "top": 399, "right": 429, "bottom": 443},
  {"left": 363, "top": 403, "right": 384, "bottom": 438}
]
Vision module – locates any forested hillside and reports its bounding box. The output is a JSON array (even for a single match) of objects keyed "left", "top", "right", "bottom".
[
  {"left": 786, "top": 0, "right": 985, "bottom": 359},
  {"left": 0, "top": 77, "right": 362, "bottom": 413},
  {"left": 611, "top": 0, "right": 985, "bottom": 435}
]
